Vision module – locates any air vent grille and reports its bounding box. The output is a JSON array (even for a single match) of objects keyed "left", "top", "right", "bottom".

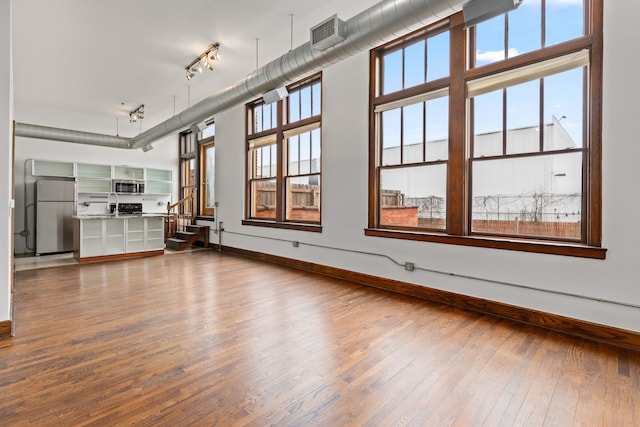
[
  {"left": 310, "top": 14, "right": 346, "bottom": 51},
  {"left": 312, "top": 20, "right": 336, "bottom": 45}
]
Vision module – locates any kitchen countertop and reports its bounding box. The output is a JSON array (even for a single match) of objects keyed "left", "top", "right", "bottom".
[{"left": 73, "top": 213, "right": 168, "bottom": 220}]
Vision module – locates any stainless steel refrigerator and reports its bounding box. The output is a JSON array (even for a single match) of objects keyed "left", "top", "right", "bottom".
[{"left": 35, "top": 179, "right": 76, "bottom": 254}]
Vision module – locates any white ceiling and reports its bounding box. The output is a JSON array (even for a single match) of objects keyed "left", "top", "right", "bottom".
[{"left": 12, "top": 0, "right": 377, "bottom": 138}]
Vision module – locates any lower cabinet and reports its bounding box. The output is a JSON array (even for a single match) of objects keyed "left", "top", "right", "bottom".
[{"left": 75, "top": 216, "right": 165, "bottom": 261}]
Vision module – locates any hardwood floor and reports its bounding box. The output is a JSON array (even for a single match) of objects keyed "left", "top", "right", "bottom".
[{"left": 2, "top": 251, "right": 638, "bottom": 426}]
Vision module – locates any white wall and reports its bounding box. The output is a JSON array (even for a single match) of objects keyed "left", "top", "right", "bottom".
[
  {"left": 1, "top": 0, "right": 14, "bottom": 323},
  {"left": 13, "top": 134, "right": 179, "bottom": 254},
  {"left": 213, "top": 1, "right": 640, "bottom": 333}
]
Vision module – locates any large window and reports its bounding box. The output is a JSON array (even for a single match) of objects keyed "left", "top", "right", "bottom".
[
  {"left": 178, "top": 121, "right": 215, "bottom": 218},
  {"left": 368, "top": 1, "right": 604, "bottom": 258},
  {"left": 199, "top": 123, "right": 216, "bottom": 217},
  {"left": 244, "top": 74, "right": 322, "bottom": 231}
]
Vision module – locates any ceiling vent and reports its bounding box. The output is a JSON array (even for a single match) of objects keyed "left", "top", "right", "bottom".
[{"left": 310, "top": 14, "right": 346, "bottom": 50}]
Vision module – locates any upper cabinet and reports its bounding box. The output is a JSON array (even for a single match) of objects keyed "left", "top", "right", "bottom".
[
  {"left": 113, "top": 166, "right": 144, "bottom": 181},
  {"left": 76, "top": 163, "right": 112, "bottom": 193},
  {"left": 29, "top": 159, "right": 173, "bottom": 197},
  {"left": 76, "top": 163, "right": 111, "bottom": 179},
  {"left": 145, "top": 168, "right": 172, "bottom": 195},
  {"left": 30, "top": 159, "right": 74, "bottom": 178}
]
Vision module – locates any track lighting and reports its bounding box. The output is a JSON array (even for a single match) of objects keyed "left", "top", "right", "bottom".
[
  {"left": 129, "top": 104, "right": 144, "bottom": 123},
  {"left": 184, "top": 43, "right": 221, "bottom": 80}
]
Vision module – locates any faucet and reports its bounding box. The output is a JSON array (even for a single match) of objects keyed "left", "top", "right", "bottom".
[{"left": 107, "top": 192, "right": 119, "bottom": 216}]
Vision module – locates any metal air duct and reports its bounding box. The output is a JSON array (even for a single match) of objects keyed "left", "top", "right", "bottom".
[{"left": 15, "top": 122, "right": 131, "bottom": 149}]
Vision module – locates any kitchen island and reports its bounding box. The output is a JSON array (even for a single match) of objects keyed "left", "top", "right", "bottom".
[{"left": 73, "top": 214, "right": 166, "bottom": 263}]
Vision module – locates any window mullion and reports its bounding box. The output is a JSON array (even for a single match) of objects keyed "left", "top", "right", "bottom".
[
  {"left": 276, "top": 101, "right": 285, "bottom": 222},
  {"left": 447, "top": 14, "right": 466, "bottom": 236}
]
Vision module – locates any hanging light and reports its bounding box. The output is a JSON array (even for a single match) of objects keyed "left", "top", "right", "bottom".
[
  {"left": 129, "top": 104, "right": 145, "bottom": 123},
  {"left": 184, "top": 43, "right": 220, "bottom": 80}
]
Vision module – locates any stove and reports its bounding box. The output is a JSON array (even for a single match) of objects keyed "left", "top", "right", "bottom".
[{"left": 110, "top": 203, "right": 143, "bottom": 215}]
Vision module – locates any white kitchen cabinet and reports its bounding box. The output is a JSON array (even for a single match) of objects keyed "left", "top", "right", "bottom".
[
  {"left": 76, "top": 163, "right": 111, "bottom": 179},
  {"left": 105, "top": 219, "right": 125, "bottom": 255},
  {"left": 30, "top": 159, "right": 74, "bottom": 178},
  {"left": 127, "top": 217, "right": 145, "bottom": 253},
  {"left": 146, "top": 168, "right": 171, "bottom": 181},
  {"left": 146, "top": 217, "right": 165, "bottom": 250},
  {"left": 76, "top": 163, "right": 112, "bottom": 194},
  {"left": 76, "top": 179, "right": 112, "bottom": 193},
  {"left": 145, "top": 168, "right": 172, "bottom": 195},
  {"left": 75, "top": 216, "right": 165, "bottom": 261},
  {"left": 113, "top": 166, "right": 144, "bottom": 180},
  {"left": 78, "top": 218, "right": 103, "bottom": 258}
]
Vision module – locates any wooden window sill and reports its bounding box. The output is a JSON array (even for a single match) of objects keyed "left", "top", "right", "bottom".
[
  {"left": 242, "top": 219, "right": 322, "bottom": 233},
  {"left": 364, "top": 228, "right": 607, "bottom": 259}
]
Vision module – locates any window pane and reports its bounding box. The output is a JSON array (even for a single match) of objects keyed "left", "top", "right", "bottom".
[
  {"left": 299, "top": 131, "right": 311, "bottom": 175},
  {"left": 300, "top": 86, "right": 312, "bottom": 120},
  {"left": 506, "top": 80, "right": 540, "bottom": 155},
  {"left": 471, "top": 152, "right": 582, "bottom": 239},
  {"left": 289, "top": 90, "right": 300, "bottom": 122},
  {"left": 404, "top": 40, "right": 425, "bottom": 89},
  {"left": 473, "top": 89, "right": 503, "bottom": 157},
  {"left": 202, "top": 123, "right": 216, "bottom": 139},
  {"left": 254, "top": 105, "right": 263, "bottom": 133},
  {"left": 508, "top": 3, "right": 542, "bottom": 56},
  {"left": 205, "top": 146, "right": 215, "bottom": 209},
  {"left": 383, "top": 49, "right": 403, "bottom": 95},
  {"left": 427, "top": 31, "right": 450, "bottom": 81},
  {"left": 544, "top": 67, "right": 584, "bottom": 149},
  {"left": 382, "top": 108, "right": 401, "bottom": 165},
  {"left": 311, "top": 128, "right": 321, "bottom": 173},
  {"left": 425, "top": 96, "right": 449, "bottom": 161},
  {"left": 546, "top": 0, "right": 584, "bottom": 46},
  {"left": 286, "top": 175, "right": 320, "bottom": 222},
  {"left": 288, "top": 135, "right": 299, "bottom": 175},
  {"left": 251, "top": 179, "right": 277, "bottom": 219},
  {"left": 252, "top": 144, "right": 276, "bottom": 179},
  {"left": 263, "top": 103, "right": 272, "bottom": 130},
  {"left": 403, "top": 102, "right": 424, "bottom": 164},
  {"left": 380, "top": 164, "right": 447, "bottom": 229},
  {"left": 312, "top": 82, "right": 321, "bottom": 117},
  {"left": 475, "top": 14, "right": 506, "bottom": 66}
]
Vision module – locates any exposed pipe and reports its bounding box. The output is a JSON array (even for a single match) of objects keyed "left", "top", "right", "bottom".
[
  {"left": 15, "top": 0, "right": 467, "bottom": 150},
  {"left": 15, "top": 122, "right": 131, "bottom": 149}
]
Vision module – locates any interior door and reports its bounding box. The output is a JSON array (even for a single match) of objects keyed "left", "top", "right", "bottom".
[{"left": 200, "top": 143, "right": 215, "bottom": 217}]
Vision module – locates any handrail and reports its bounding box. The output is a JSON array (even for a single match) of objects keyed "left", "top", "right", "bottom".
[
  {"left": 167, "top": 195, "right": 192, "bottom": 212},
  {"left": 165, "top": 186, "right": 198, "bottom": 240}
]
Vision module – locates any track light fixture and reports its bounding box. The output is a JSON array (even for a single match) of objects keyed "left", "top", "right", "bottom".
[
  {"left": 129, "top": 104, "right": 144, "bottom": 123},
  {"left": 185, "top": 43, "right": 221, "bottom": 80}
]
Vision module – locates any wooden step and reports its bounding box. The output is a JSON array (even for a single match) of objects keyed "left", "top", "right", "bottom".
[
  {"left": 166, "top": 225, "right": 210, "bottom": 251},
  {"left": 166, "top": 237, "right": 191, "bottom": 251},
  {"left": 175, "top": 231, "right": 198, "bottom": 240}
]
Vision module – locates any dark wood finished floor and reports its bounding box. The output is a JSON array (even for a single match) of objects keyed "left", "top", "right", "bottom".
[{"left": 2, "top": 251, "right": 638, "bottom": 426}]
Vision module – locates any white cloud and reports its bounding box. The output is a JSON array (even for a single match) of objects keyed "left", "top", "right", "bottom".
[{"left": 476, "top": 48, "right": 520, "bottom": 63}]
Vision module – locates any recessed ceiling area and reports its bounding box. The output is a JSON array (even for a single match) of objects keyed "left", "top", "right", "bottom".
[{"left": 12, "top": 0, "right": 376, "bottom": 138}]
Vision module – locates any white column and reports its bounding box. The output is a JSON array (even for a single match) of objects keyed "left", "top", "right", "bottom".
[{"left": 0, "top": 0, "right": 14, "bottom": 324}]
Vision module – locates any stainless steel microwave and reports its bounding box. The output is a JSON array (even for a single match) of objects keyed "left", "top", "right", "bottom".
[{"left": 113, "top": 180, "right": 144, "bottom": 194}]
